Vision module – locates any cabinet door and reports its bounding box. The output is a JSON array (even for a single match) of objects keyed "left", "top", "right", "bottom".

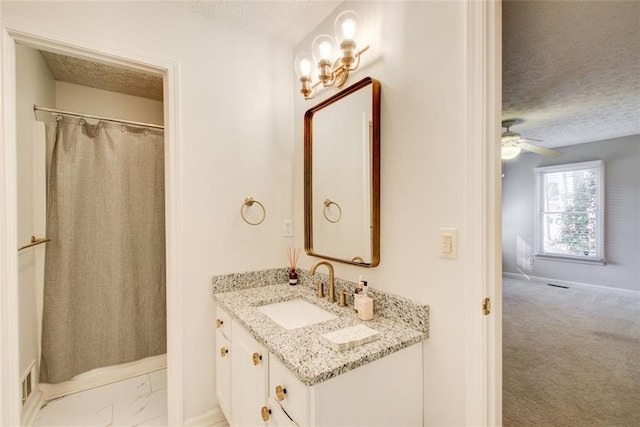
[
  {"left": 265, "top": 397, "right": 298, "bottom": 426},
  {"left": 215, "top": 306, "right": 232, "bottom": 340},
  {"left": 269, "top": 355, "right": 309, "bottom": 425},
  {"left": 231, "top": 321, "right": 268, "bottom": 426},
  {"left": 215, "top": 330, "right": 231, "bottom": 421}
]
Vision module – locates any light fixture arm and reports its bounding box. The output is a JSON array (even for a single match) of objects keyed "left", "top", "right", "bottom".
[{"left": 302, "top": 44, "right": 370, "bottom": 100}]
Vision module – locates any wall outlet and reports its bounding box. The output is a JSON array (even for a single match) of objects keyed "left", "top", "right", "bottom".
[{"left": 282, "top": 220, "right": 292, "bottom": 237}]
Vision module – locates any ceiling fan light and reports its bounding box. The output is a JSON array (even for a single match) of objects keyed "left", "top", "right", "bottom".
[
  {"left": 501, "top": 145, "right": 522, "bottom": 160},
  {"left": 501, "top": 131, "right": 520, "bottom": 143}
]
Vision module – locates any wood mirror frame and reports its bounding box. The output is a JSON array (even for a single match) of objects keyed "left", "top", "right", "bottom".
[{"left": 304, "top": 77, "right": 380, "bottom": 267}]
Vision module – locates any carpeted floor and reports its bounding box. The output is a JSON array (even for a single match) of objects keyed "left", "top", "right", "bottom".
[{"left": 503, "top": 275, "right": 640, "bottom": 426}]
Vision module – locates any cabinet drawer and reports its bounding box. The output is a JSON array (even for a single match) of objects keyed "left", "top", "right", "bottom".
[
  {"left": 269, "top": 356, "right": 308, "bottom": 425},
  {"left": 215, "top": 306, "right": 232, "bottom": 340}
]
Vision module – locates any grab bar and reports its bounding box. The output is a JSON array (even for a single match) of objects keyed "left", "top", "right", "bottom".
[{"left": 18, "top": 236, "right": 51, "bottom": 252}]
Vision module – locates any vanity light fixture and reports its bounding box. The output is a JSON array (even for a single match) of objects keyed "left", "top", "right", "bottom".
[{"left": 294, "top": 10, "right": 369, "bottom": 100}]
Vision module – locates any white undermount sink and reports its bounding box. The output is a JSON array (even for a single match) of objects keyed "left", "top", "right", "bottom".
[{"left": 257, "top": 299, "right": 337, "bottom": 330}]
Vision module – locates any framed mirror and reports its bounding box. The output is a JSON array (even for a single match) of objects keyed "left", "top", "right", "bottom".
[{"left": 304, "top": 77, "right": 380, "bottom": 267}]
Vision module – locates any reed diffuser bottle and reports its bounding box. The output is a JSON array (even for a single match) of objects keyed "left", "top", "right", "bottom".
[{"left": 286, "top": 247, "right": 300, "bottom": 286}]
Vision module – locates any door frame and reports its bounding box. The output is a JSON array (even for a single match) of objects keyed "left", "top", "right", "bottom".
[
  {"left": 0, "top": 19, "right": 184, "bottom": 425},
  {"left": 464, "top": 0, "right": 502, "bottom": 425}
]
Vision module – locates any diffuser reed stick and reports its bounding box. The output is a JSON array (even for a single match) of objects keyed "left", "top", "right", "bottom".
[
  {"left": 286, "top": 246, "right": 300, "bottom": 285},
  {"left": 286, "top": 246, "right": 301, "bottom": 269}
]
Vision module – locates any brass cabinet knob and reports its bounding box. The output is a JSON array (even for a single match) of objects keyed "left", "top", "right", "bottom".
[
  {"left": 220, "top": 347, "right": 228, "bottom": 358},
  {"left": 261, "top": 406, "right": 271, "bottom": 421},
  {"left": 275, "top": 385, "right": 287, "bottom": 401},
  {"left": 252, "top": 352, "right": 262, "bottom": 366},
  {"left": 216, "top": 319, "right": 224, "bottom": 328}
]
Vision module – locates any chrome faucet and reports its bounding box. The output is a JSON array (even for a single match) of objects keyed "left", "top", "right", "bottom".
[{"left": 310, "top": 260, "right": 336, "bottom": 303}]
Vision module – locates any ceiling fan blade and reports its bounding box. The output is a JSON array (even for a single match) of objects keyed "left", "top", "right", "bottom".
[
  {"left": 519, "top": 141, "right": 563, "bottom": 158},
  {"left": 522, "top": 137, "right": 543, "bottom": 142}
]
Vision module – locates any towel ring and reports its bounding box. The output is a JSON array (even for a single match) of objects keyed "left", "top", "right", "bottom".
[
  {"left": 323, "top": 199, "right": 342, "bottom": 223},
  {"left": 241, "top": 197, "right": 266, "bottom": 225}
]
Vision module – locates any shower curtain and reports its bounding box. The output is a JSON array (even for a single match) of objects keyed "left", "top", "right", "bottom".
[{"left": 40, "top": 116, "right": 166, "bottom": 384}]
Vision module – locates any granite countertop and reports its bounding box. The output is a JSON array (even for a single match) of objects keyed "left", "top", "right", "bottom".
[{"left": 214, "top": 282, "right": 427, "bottom": 387}]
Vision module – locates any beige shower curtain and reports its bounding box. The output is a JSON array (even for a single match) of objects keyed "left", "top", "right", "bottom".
[{"left": 40, "top": 116, "right": 166, "bottom": 384}]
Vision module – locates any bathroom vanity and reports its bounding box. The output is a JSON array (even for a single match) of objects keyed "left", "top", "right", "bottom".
[{"left": 213, "top": 270, "right": 429, "bottom": 426}]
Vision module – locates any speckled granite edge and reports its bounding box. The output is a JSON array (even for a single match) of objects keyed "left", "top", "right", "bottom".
[
  {"left": 212, "top": 267, "right": 429, "bottom": 336},
  {"left": 211, "top": 267, "right": 289, "bottom": 293}
]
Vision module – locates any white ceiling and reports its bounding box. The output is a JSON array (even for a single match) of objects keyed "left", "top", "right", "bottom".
[
  {"left": 188, "top": 0, "right": 341, "bottom": 46},
  {"left": 38, "top": 0, "right": 639, "bottom": 151},
  {"left": 503, "top": 0, "right": 640, "bottom": 149}
]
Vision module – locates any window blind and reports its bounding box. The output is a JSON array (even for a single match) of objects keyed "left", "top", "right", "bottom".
[{"left": 534, "top": 160, "right": 605, "bottom": 263}]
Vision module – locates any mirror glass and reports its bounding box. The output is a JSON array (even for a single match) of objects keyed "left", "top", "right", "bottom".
[{"left": 304, "top": 77, "right": 380, "bottom": 267}]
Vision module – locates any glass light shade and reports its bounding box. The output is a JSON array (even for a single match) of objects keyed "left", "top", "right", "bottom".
[
  {"left": 501, "top": 132, "right": 520, "bottom": 143},
  {"left": 501, "top": 145, "right": 522, "bottom": 160},
  {"left": 311, "top": 34, "right": 338, "bottom": 63},
  {"left": 294, "top": 52, "right": 314, "bottom": 78},
  {"left": 334, "top": 10, "right": 361, "bottom": 43}
]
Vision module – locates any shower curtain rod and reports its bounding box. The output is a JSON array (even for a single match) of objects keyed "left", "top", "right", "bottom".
[{"left": 33, "top": 105, "right": 164, "bottom": 130}]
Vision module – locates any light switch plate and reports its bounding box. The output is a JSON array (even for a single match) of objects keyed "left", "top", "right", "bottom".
[{"left": 439, "top": 227, "right": 457, "bottom": 259}]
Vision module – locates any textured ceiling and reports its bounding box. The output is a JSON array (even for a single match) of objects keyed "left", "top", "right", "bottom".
[
  {"left": 503, "top": 0, "right": 640, "bottom": 149},
  {"left": 39, "top": 51, "right": 164, "bottom": 101},
  {"left": 188, "top": 0, "right": 341, "bottom": 46}
]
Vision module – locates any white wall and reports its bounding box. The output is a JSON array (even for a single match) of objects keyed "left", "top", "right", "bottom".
[
  {"left": 502, "top": 135, "right": 640, "bottom": 291},
  {"left": 294, "top": 2, "right": 471, "bottom": 425},
  {"left": 16, "top": 43, "right": 55, "bottom": 401},
  {"left": 2, "top": 1, "right": 293, "bottom": 421},
  {"left": 55, "top": 81, "right": 164, "bottom": 125}
]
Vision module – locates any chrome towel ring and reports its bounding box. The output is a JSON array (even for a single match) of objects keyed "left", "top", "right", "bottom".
[
  {"left": 241, "top": 197, "right": 266, "bottom": 225},
  {"left": 323, "top": 199, "right": 342, "bottom": 223}
]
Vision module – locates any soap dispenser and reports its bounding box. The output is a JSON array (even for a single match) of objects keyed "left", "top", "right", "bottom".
[
  {"left": 354, "top": 276, "right": 364, "bottom": 313},
  {"left": 356, "top": 281, "right": 374, "bottom": 321}
]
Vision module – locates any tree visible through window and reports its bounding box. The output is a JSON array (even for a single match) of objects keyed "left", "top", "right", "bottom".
[{"left": 535, "top": 161, "right": 604, "bottom": 263}]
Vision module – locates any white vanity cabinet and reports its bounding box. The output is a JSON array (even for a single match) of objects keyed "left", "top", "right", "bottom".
[
  {"left": 267, "top": 345, "right": 423, "bottom": 426},
  {"left": 216, "top": 307, "right": 269, "bottom": 426},
  {"left": 215, "top": 308, "right": 232, "bottom": 420},
  {"left": 216, "top": 305, "right": 423, "bottom": 427}
]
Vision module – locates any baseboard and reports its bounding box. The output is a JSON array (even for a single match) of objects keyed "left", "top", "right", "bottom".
[
  {"left": 503, "top": 272, "right": 640, "bottom": 294},
  {"left": 21, "top": 389, "right": 43, "bottom": 427},
  {"left": 184, "top": 406, "right": 227, "bottom": 426}
]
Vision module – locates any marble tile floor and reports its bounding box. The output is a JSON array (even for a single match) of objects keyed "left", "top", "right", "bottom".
[
  {"left": 34, "top": 369, "right": 230, "bottom": 426},
  {"left": 35, "top": 370, "right": 171, "bottom": 426}
]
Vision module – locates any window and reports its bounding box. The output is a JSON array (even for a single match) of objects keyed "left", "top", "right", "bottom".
[{"left": 534, "top": 160, "right": 605, "bottom": 264}]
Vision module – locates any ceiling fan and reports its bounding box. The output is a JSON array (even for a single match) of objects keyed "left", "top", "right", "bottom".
[{"left": 501, "top": 119, "right": 563, "bottom": 160}]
